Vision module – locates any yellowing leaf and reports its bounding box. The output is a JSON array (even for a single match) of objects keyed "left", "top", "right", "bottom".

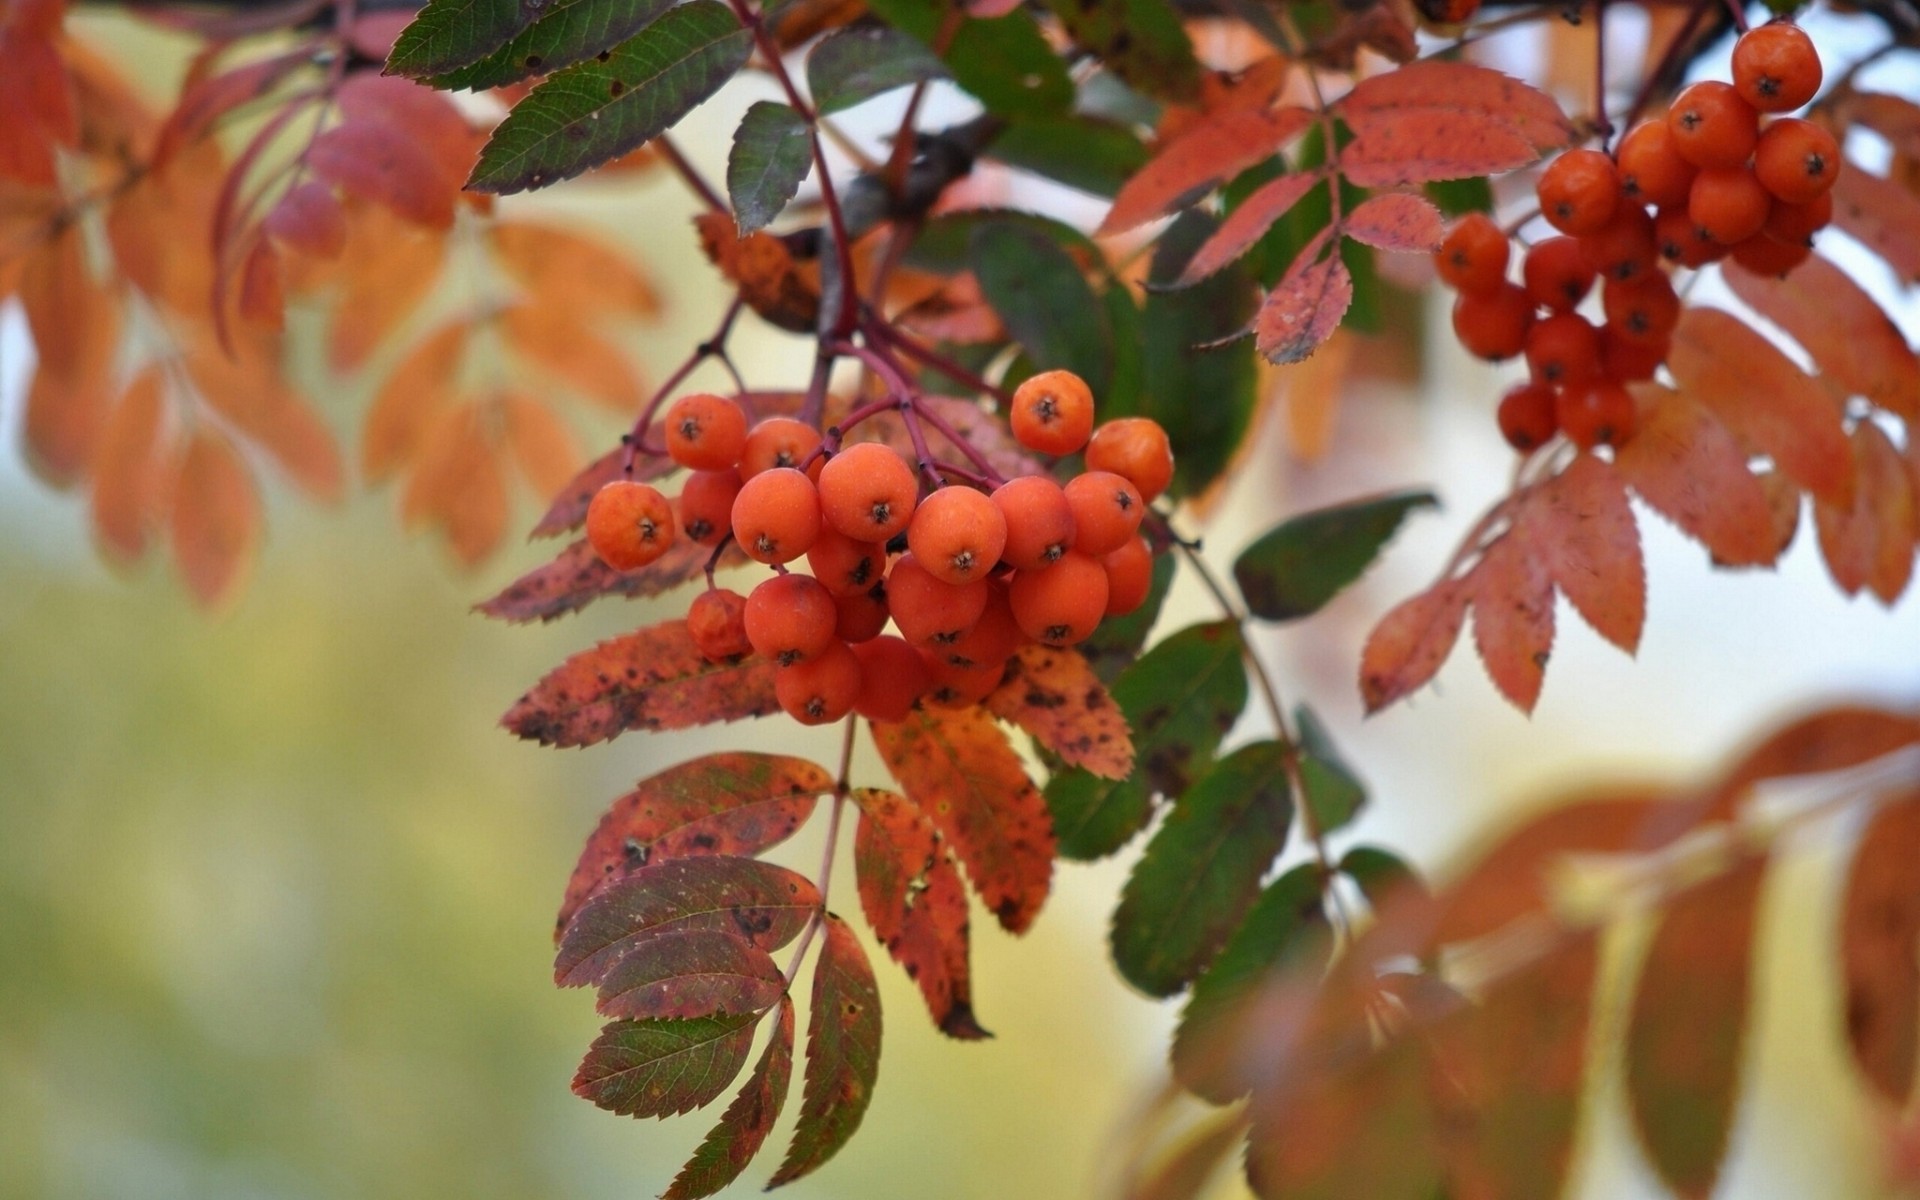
[
  {"left": 1841, "top": 790, "right": 1920, "bottom": 1105},
  {"left": 90, "top": 367, "right": 170, "bottom": 564}
]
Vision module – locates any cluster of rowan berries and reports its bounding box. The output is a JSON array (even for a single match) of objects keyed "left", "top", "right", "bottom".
[
  {"left": 583, "top": 371, "right": 1173, "bottom": 725},
  {"left": 1435, "top": 21, "right": 1836, "bottom": 454}
]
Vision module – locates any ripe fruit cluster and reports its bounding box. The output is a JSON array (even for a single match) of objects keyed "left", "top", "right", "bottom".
[
  {"left": 1435, "top": 20, "right": 1837, "bottom": 454},
  {"left": 584, "top": 372, "right": 1174, "bottom": 725}
]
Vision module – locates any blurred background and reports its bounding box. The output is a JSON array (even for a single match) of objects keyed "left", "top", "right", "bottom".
[{"left": 5, "top": 9, "right": 1920, "bottom": 1199}]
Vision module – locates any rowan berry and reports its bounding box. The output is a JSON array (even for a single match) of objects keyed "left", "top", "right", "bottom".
[
  {"left": 1599, "top": 324, "right": 1668, "bottom": 382},
  {"left": 687, "top": 587, "right": 751, "bottom": 662},
  {"left": 678, "top": 469, "right": 742, "bottom": 546},
  {"left": 887, "top": 553, "right": 989, "bottom": 645},
  {"left": 1451, "top": 283, "right": 1534, "bottom": 361},
  {"left": 1763, "top": 191, "right": 1832, "bottom": 244},
  {"left": 1615, "top": 120, "right": 1699, "bottom": 209},
  {"left": 1434, "top": 213, "right": 1511, "bottom": 295},
  {"left": 776, "top": 640, "right": 862, "bottom": 725},
  {"left": 1654, "top": 205, "right": 1722, "bottom": 268},
  {"left": 1063, "top": 470, "right": 1145, "bottom": 555},
  {"left": 1752, "top": 118, "right": 1841, "bottom": 204},
  {"left": 1729, "top": 233, "right": 1812, "bottom": 277},
  {"left": 1008, "top": 552, "right": 1109, "bottom": 646},
  {"left": 1102, "top": 536, "right": 1154, "bottom": 617},
  {"left": 851, "top": 636, "right": 932, "bottom": 722},
  {"left": 1578, "top": 203, "right": 1658, "bottom": 282},
  {"left": 1085, "top": 417, "right": 1175, "bottom": 502},
  {"left": 732, "top": 467, "right": 822, "bottom": 564},
  {"left": 1602, "top": 274, "right": 1681, "bottom": 345},
  {"left": 1522, "top": 236, "right": 1596, "bottom": 312},
  {"left": 1667, "top": 81, "right": 1759, "bottom": 169},
  {"left": 1690, "top": 166, "right": 1772, "bottom": 244},
  {"left": 1497, "top": 383, "right": 1558, "bottom": 451},
  {"left": 992, "top": 475, "right": 1077, "bottom": 570},
  {"left": 1538, "top": 149, "right": 1622, "bottom": 235},
  {"left": 739, "top": 417, "right": 823, "bottom": 480},
  {"left": 1732, "top": 22, "right": 1823, "bottom": 114},
  {"left": 1009, "top": 370, "right": 1096, "bottom": 456},
  {"left": 664, "top": 393, "right": 748, "bottom": 471},
  {"left": 807, "top": 524, "right": 886, "bottom": 596},
  {"left": 586, "top": 480, "right": 675, "bottom": 571},
  {"left": 1525, "top": 312, "right": 1601, "bottom": 387},
  {"left": 1556, "top": 381, "right": 1638, "bottom": 450},
  {"left": 835, "top": 583, "right": 891, "bottom": 644},
  {"left": 744, "top": 573, "right": 838, "bottom": 664},
  {"left": 818, "top": 442, "right": 918, "bottom": 543},
  {"left": 908, "top": 485, "right": 1007, "bottom": 584},
  {"left": 922, "top": 655, "right": 1006, "bottom": 708},
  {"left": 939, "top": 583, "right": 1024, "bottom": 670}
]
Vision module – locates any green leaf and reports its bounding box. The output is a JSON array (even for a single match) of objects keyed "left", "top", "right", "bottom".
[
  {"left": 467, "top": 0, "right": 750, "bottom": 194},
  {"left": 1173, "top": 863, "right": 1331, "bottom": 1101},
  {"left": 970, "top": 220, "right": 1113, "bottom": 394},
  {"left": 768, "top": 916, "right": 882, "bottom": 1186},
  {"left": 1046, "top": 621, "right": 1247, "bottom": 859},
  {"left": 1111, "top": 740, "right": 1295, "bottom": 996},
  {"left": 388, "top": 0, "right": 544, "bottom": 79},
  {"left": 427, "top": 0, "right": 676, "bottom": 90},
  {"left": 1042, "top": 0, "right": 1199, "bottom": 102},
  {"left": 1296, "top": 704, "right": 1366, "bottom": 836},
  {"left": 727, "top": 101, "right": 811, "bottom": 235},
  {"left": 1427, "top": 174, "right": 1494, "bottom": 217},
  {"left": 1077, "top": 548, "right": 1175, "bottom": 683},
  {"left": 663, "top": 997, "right": 795, "bottom": 1200},
  {"left": 806, "top": 25, "right": 948, "bottom": 114},
  {"left": 987, "top": 115, "right": 1150, "bottom": 197},
  {"left": 905, "top": 208, "right": 1097, "bottom": 275},
  {"left": 1337, "top": 845, "right": 1424, "bottom": 914},
  {"left": 865, "top": 0, "right": 1071, "bottom": 117},
  {"left": 572, "top": 1010, "right": 760, "bottom": 1118},
  {"left": 1232, "top": 489, "right": 1439, "bottom": 622}
]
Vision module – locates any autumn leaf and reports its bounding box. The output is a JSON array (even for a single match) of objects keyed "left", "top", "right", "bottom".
[
  {"left": 664, "top": 996, "right": 795, "bottom": 1200},
  {"left": 595, "top": 929, "right": 787, "bottom": 1020},
  {"left": 1700, "top": 705, "right": 1920, "bottom": 823},
  {"left": 1255, "top": 252, "right": 1352, "bottom": 365},
  {"left": 171, "top": 429, "right": 262, "bottom": 610},
  {"left": 985, "top": 644, "right": 1134, "bottom": 780},
  {"left": 1832, "top": 165, "right": 1920, "bottom": 283},
  {"left": 1515, "top": 453, "right": 1645, "bottom": 654},
  {"left": 852, "top": 788, "right": 983, "bottom": 1038},
  {"left": 90, "top": 368, "right": 170, "bottom": 565},
  {"left": 1339, "top": 111, "right": 1537, "bottom": 187},
  {"left": 1814, "top": 422, "right": 1918, "bottom": 604},
  {"left": 1336, "top": 60, "right": 1574, "bottom": 152},
  {"left": 1840, "top": 791, "right": 1920, "bottom": 1106},
  {"left": 502, "top": 619, "right": 778, "bottom": 746},
  {"left": 1341, "top": 192, "right": 1445, "bottom": 252},
  {"left": 768, "top": 915, "right": 882, "bottom": 1187},
  {"left": 1177, "top": 171, "right": 1322, "bottom": 287},
  {"left": 401, "top": 405, "right": 510, "bottom": 566},
  {"left": 1724, "top": 256, "right": 1920, "bottom": 422},
  {"left": 573, "top": 1010, "right": 762, "bottom": 1118},
  {"left": 1100, "top": 107, "right": 1314, "bottom": 235},
  {"left": 489, "top": 220, "right": 663, "bottom": 321},
  {"left": 1612, "top": 385, "right": 1778, "bottom": 568},
  {"left": 1358, "top": 579, "right": 1470, "bottom": 714},
  {"left": 1467, "top": 532, "right": 1555, "bottom": 714},
  {"left": 478, "top": 537, "right": 742, "bottom": 624},
  {"left": 695, "top": 211, "right": 821, "bottom": 333},
  {"left": 364, "top": 319, "right": 468, "bottom": 481},
  {"left": 499, "top": 301, "right": 645, "bottom": 412}
]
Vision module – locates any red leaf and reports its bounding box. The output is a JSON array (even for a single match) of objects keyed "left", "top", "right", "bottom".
[
  {"left": 502, "top": 619, "right": 779, "bottom": 747},
  {"left": 1340, "top": 110, "right": 1538, "bottom": 187},
  {"left": 171, "top": 429, "right": 262, "bottom": 610},
  {"left": 1337, "top": 60, "right": 1574, "bottom": 152},
  {"left": 1515, "top": 453, "right": 1645, "bottom": 653},
  {"left": 1342, "top": 192, "right": 1445, "bottom": 252},
  {"left": 573, "top": 1011, "right": 761, "bottom": 1119},
  {"left": 768, "top": 915, "right": 882, "bottom": 1188},
  {"left": 1099, "top": 106, "right": 1314, "bottom": 235},
  {"left": 1755, "top": 469, "right": 1804, "bottom": 563},
  {"left": 984, "top": 645, "right": 1134, "bottom": 780},
  {"left": 852, "top": 788, "right": 984, "bottom": 1039},
  {"left": 0, "top": 28, "right": 74, "bottom": 187},
  {"left": 18, "top": 227, "right": 120, "bottom": 483},
  {"left": 1832, "top": 166, "right": 1920, "bottom": 283},
  {"left": 477, "top": 537, "right": 747, "bottom": 624},
  {"left": 1255, "top": 254, "right": 1353, "bottom": 365},
  {"left": 1612, "top": 384, "right": 1779, "bottom": 567},
  {"left": 595, "top": 930, "right": 786, "bottom": 1020},
  {"left": 263, "top": 180, "right": 348, "bottom": 259},
  {"left": 1814, "top": 421, "right": 1917, "bottom": 604},
  {"left": 1177, "top": 171, "right": 1322, "bottom": 286},
  {"left": 90, "top": 368, "right": 171, "bottom": 564},
  {"left": 555, "top": 856, "right": 820, "bottom": 987},
  {"left": 663, "top": 996, "right": 795, "bottom": 1200},
  {"left": 1724, "top": 257, "right": 1920, "bottom": 422},
  {"left": 1841, "top": 790, "right": 1920, "bottom": 1105},
  {"left": 1358, "top": 578, "right": 1469, "bottom": 714},
  {"left": 309, "top": 117, "right": 460, "bottom": 229},
  {"left": 1467, "top": 533, "right": 1555, "bottom": 714},
  {"left": 871, "top": 707, "right": 1055, "bottom": 934},
  {"left": 556, "top": 752, "right": 832, "bottom": 938}
]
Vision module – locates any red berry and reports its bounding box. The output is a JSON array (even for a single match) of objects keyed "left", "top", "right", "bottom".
[
  {"left": 1008, "top": 552, "right": 1109, "bottom": 646},
  {"left": 739, "top": 417, "right": 823, "bottom": 480},
  {"left": 818, "top": 442, "right": 918, "bottom": 543},
  {"left": 992, "top": 475, "right": 1077, "bottom": 571},
  {"left": 1578, "top": 203, "right": 1658, "bottom": 282},
  {"left": 851, "top": 636, "right": 932, "bottom": 722},
  {"left": 1102, "top": 536, "right": 1154, "bottom": 617},
  {"left": 1451, "top": 283, "right": 1534, "bottom": 361},
  {"left": 1522, "top": 236, "right": 1597, "bottom": 312},
  {"left": 907, "top": 485, "right": 1007, "bottom": 585},
  {"left": 1525, "top": 312, "right": 1601, "bottom": 388},
  {"left": 1690, "top": 166, "right": 1773, "bottom": 244},
  {"left": 1752, "top": 117, "right": 1841, "bottom": 204},
  {"left": 1667, "top": 81, "right": 1759, "bottom": 169},
  {"left": 1729, "top": 233, "right": 1812, "bottom": 277},
  {"left": 1556, "top": 381, "right": 1639, "bottom": 449},
  {"left": 744, "top": 573, "right": 838, "bottom": 664},
  {"left": 732, "top": 467, "right": 822, "bottom": 564},
  {"left": 1063, "top": 470, "right": 1145, "bottom": 556},
  {"left": 664, "top": 393, "right": 748, "bottom": 471},
  {"left": 1763, "top": 191, "right": 1833, "bottom": 245},
  {"left": 1085, "top": 417, "right": 1174, "bottom": 501},
  {"left": 1602, "top": 274, "right": 1681, "bottom": 346},
  {"left": 678, "top": 469, "right": 742, "bottom": 546},
  {"left": 776, "top": 640, "right": 862, "bottom": 725},
  {"left": 1010, "top": 370, "right": 1096, "bottom": 456},
  {"left": 1496, "top": 383, "right": 1558, "bottom": 451},
  {"left": 1434, "top": 213, "right": 1511, "bottom": 295},
  {"left": 887, "top": 553, "right": 988, "bottom": 646},
  {"left": 1732, "top": 22, "right": 1823, "bottom": 114},
  {"left": 1537, "top": 149, "right": 1622, "bottom": 236},
  {"left": 687, "top": 588, "right": 751, "bottom": 662},
  {"left": 1615, "top": 120, "right": 1698, "bottom": 209}
]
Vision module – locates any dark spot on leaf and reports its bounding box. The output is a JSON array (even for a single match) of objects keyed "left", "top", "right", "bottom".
[{"left": 597, "top": 49, "right": 612, "bottom": 62}]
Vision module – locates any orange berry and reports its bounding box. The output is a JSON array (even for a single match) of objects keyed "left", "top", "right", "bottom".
[
  {"left": 818, "top": 442, "right": 918, "bottom": 543},
  {"left": 1537, "top": 148, "right": 1621, "bottom": 235},
  {"left": 1497, "top": 383, "right": 1558, "bottom": 451},
  {"left": 1008, "top": 552, "right": 1109, "bottom": 646},
  {"left": 921, "top": 654, "right": 1006, "bottom": 708},
  {"left": 1009, "top": 370, "right": 1096, "bottom": 456},
  {"left": 1577, "top": 203, "right": 1658, "bottom": 282},
  {"left": 1667, "top": 81, "right": 1759, "bottom": 169},
  {"left": 887, "top": 553, "right": 988, "bottom": 646},
  {"left": 992, "top": 475, "right": 1077, "bottom": 570},
  {"left": 851, "top": 636, "right": 932, "bottom": 722},
  {"left": 907, "top": 485, "right": 1007, "bottom": 584},
  {"left": 806, "top": 524, "right": 887, "bottom": 596},
  {"left": 1602, "top": 274, "right": 1681, "bottom": 345},
  {"left": 1522, "top": 236, "right": 1596, "bottom": 311},
  {"left": 732, "top": 467, "right": 822, "bottom": 564},
  {"left": 776, "top": 640, "right": 862, "bottom": 725},
  {"left": 664, "top": 393, "right": 748, "bottom": 471},
  {"left": 1763, "top": 191, "right": 1832, "bottom": 245},
  {"left": 1085, "top": 417, "right": 1174, "bottom": 501},
  {"left": 1752, "top": 118, "right": 1840, "bottom": 204},
  {"left": 1434, "top": 213, "right": 1511, "bottom": 295},
  {"left": 1615, "top": 120, "right": 1698, "bottom": 209},
  {"left": 739, "top": 417, "right": 823, "bottom": 480},
  {"left": 1451, "top": 283, "right": 1534, "bottom": 361},
  {"left": 1600, "top": 324, "right": 1668, "bottom": 382},
  {"left": 586, "top": 480, "right": 675, "bottom": 571},
  {"left": 834, "top": 583, "right": 891, "bottom": 644},
  {"left": 1063, "top": 470, "right": 1145, "bottom": 555},
  {"left": 1556, "top": 381, "right": 1638, "bottom": 450},
  {"left": 1732, "top": 22, "right": 1822, "bottom": 113},
  {"left": 678, "top": 469, "right": 742, "bottom": 546},
  {"left": 1690, "top": 166, "right": 1772, "bottom": 244},
  {"left": 1103, "top": 536, "right": 1154, "bottom": 617},
  {"left": 1729, "top": 233, "right": 1812, "bottom": 277},
  {"left": 744, "top": 573, "right": 838, "bottom": 665},
  {"left": 939, "top": 582, "right": 1025, "bottom": 670},
  {"left": 1654, "top": 205, "right": 1722, "bottom": 268},
  {"left": 1525, "top": 312, "right": 1601, "bottom": 388},
  {"left": 687, "top": 587, "right": 751, "bottom": 662}
]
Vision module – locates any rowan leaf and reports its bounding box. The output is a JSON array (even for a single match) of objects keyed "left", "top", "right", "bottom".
[
  {"left": 852, "top": 788, "right": 983, "bottom": 1038},
  {"left": 90, "top": 369, "right": 169, "bottom": 565},
  {"left": 1840, "top": 790, "right": 1920, "bottom": 1106},
  {"left": 478, "top": 537, "right": 741, "bottom": 623},
  {"left": 1516, "top": 453, "right": 1645, "bottom": 654},
  {"left": 1468, "top": 532, "right": 1555, "bottom": 713},
  {"left": 573, "top": 1010, "right": 761, "bottom": 1118},
  {"left": 489, "top": 220, "right": 663, "bottom": 319},
  {"left": 1339, "top": 111, "right": 1538, "bottom": 187},
  {"left": 970, "top": 220, "right": 1112, "bottom": 393},
  {"left": 806, "top": 25, "right": 947, "bottom": 114},
  {"left": 556, "top": 752, "right": 831, "bottom": 936},
  {"left": 986, "top": 115, "right": 1149, "bottom": 197},
  {"left": 1725, "top": 257, "right": 1920, "bottom": 422},
  {"left": 430, "top": 0, "right": 678, "bottom": 90},
  {"left": 1176, "top": 171, "right": 1321, "bottom": 287},
  {"left": 1626, "top": 859, "right": 1766, "bottom": 1200},
  {"left": 595, "top": 929, "right": 786, "bottom": 1019},
  {"left": 502, "top": 619, "right": 778, "bottom": 746},
  {"left": 364, "top": 320, "right": 468, "bottom": 482},
  {"left": 1337, "top": 846, "right": 1424, "bottom": 914},
  {"left": 1337, "top": 60, "right": 1574, "bottom": 152},
  {"left": 1815, "top": 422, "right": 1918, "bottom": 604},
  {"left": 986, "top": 645, "right": 1134, "bottom": 780},
  {"left": 727, "top": 101, "right": 811, "bottom": 235},
  {"left": 556, "top": 855, "right": 820, "bottom": 987},
  {"left": 387, "top": 0, "right": 546, "bottom": 77},
  {"left": 1844, "top": 92, "right": 1920, "bottom": 157},
  {"left": 500, "top": 393, "right": 583, "bottom": 496},
  {"left": 861, "top": 0, "right": 1070, "bottom": 118},
  {"left": 768, "top": 915, "right": 882, "bottom": 1187},
  {"left": 1042, "top": 0, "right": 1199, "bottom": 103},
  {"left": 1255, "top": 253, "right": 1352, "bottom": 365},
  {"left": 468, "top": 1, "right": 751, "bottom": 194},
  {"left": 1832, "top": 165, "right": 1920, "bottom": 283},
  {"left": 871, "top": 706, "right": 1055, "bottom": 933},
  {"left": 264, "top": 180, "right": 347, "bottom": 258},
  {"left": 1358, "top": 579, "right": 1469, "bottom": 714},
  {"left": 171, "top": 430, "right": 261, "bottom": 611},
  {"left": 1700, "top": 705, "right": 1920, "bottom": 822},
  {"left": 1046, "top": 621, "right": 1248, "bottom": 860},
  {"left": 663, "top": 996, "right": 795, "bottom": 1200},
  {"left": 1100, "top": 107, "right": 1314, "bottom": 235},
  {"left": 309, "top": 113, "right": 461, "bottom": 229},
  {"left": 1342, "top": 192, "right": 1444, "bottom": 252},
  {"left": 1113, "top": 741, "right": 1294, "bottom": 997},
  {"left": 1612, "top": 385, "right": 1778, "bottom": 568},
  {"left": 1234, "top": 488, "right": 1438, "bottom": 620},
  {"left": 1295, "top": 705, "right": 1366, "bottom": 835},
  {"left": 500, "top": 301, "right": 644, "bottom": 411}
]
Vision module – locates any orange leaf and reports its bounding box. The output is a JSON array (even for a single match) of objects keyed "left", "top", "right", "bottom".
[
  {"left": 852, "top": 787, "right": 984, "bottom": 1038},
  {"left": 1724, "top": 257, "right": 1920, "bottom": 421},
  {"left": 363, "top": 319, "right": 469, "bottom": 482},
  {"left": 1467, "top": 533, "right": 1555, "bottom": 714},
  {"left": 1612, "top": 384, "right": 1778, "bottom": 567},
  {"left": 236, "top": 238, "right": 284, "bottom": 331},
  {"left": 310, "top": 117, "right": 459, "bottom": 230},
  {"left": 984, "top": 644, "right": 1134, "bottom": 779},
  {"left": 1339, "top": 110, "right": 1538, "bottom": 187},
  {"left": 19, "top": 222, "right": 120, "bottom": 376},
  {"left": 1100, "top": 107, "right": 1314, "bottom": 236},
  {"left": 1337, "top": 60, "right": 1574, "bottom": 153},
  {"left": 170, "top": 428, "right": 261, "bottom": 610},
  {"left": 1255, "top": 254, "right": 1352, "bottom": 365},
  {"left": 1667, "top": 306, "right": 1853, "bottom": 508},
  {"left": 1755, "top": 469, "right": 1803, "bottom": 562},
  {"left": 1814, "top": 421, "right": 1917, "bottom": 604},
  {"left": 1359, "top": 578, "right": 1469, "bottom": 714},
  {"left": 1841, "top": 789, "right": 1920, "bottom": 1106},
  {"left": 1699, "top": 705, "right": 1920, "bottom": 823},
  {"left": 870, "top": 706, "right": 1055, "bottom": 934},
  {"left": 22, "top": 362, "right": 115, "bottom": 490},
  {"left": 1515, "top": 453, "right": 1644, "bottom": 653},
  {"left": 401, "top": 405, "right": 509, "bottom": 566},
  {"left": 90, "top": 367, "right": 171, "bottom": 564},
  {"left": 694, "top": 211, "right": 821, "bottom": 334},
  {"left": 1832, "top": 166, "right": 1920, "bottom": 283},
  {"left": 500, "top": 393, "right": 584, "bottom": 497},
  {"left": 108, "top": 152, "right": 221, "bottom": 314},
  {"left": 1342, "top": 192, "right": 1444, "bottom": 252},
  {"left": 327, "top": 208, "right": 446, "bottom": 370},
  {"left": 499, "top": 302, "right": 645, "bottom": 413},
  {"left": 0, "top": 27, "right": 73, "bottom": 187},
  {"left": 249, "top": 392, "right": 345, "bottom": 504},
  {"left": 1178, "top": 171, "right": 1322, "bottom": 287},
  {"left": 490, "top": 220, "right": 662, "bottom": 320}
]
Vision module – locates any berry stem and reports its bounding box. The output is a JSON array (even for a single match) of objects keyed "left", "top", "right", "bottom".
[
  {"left": 655, "top": 133, "right": 727, "bottom": 214},
  {"left": 1592, "top": 0, "right": 1615, "bottom": 146},
  {"left": 1619, "top": 0, "right": 1713, "bottom": 133},
  {"left": 781, "top": 719, "right": 859, "bottom": 988},
  {"left": 864, "top": 317, "right": 1011, "bottom": 406}
]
